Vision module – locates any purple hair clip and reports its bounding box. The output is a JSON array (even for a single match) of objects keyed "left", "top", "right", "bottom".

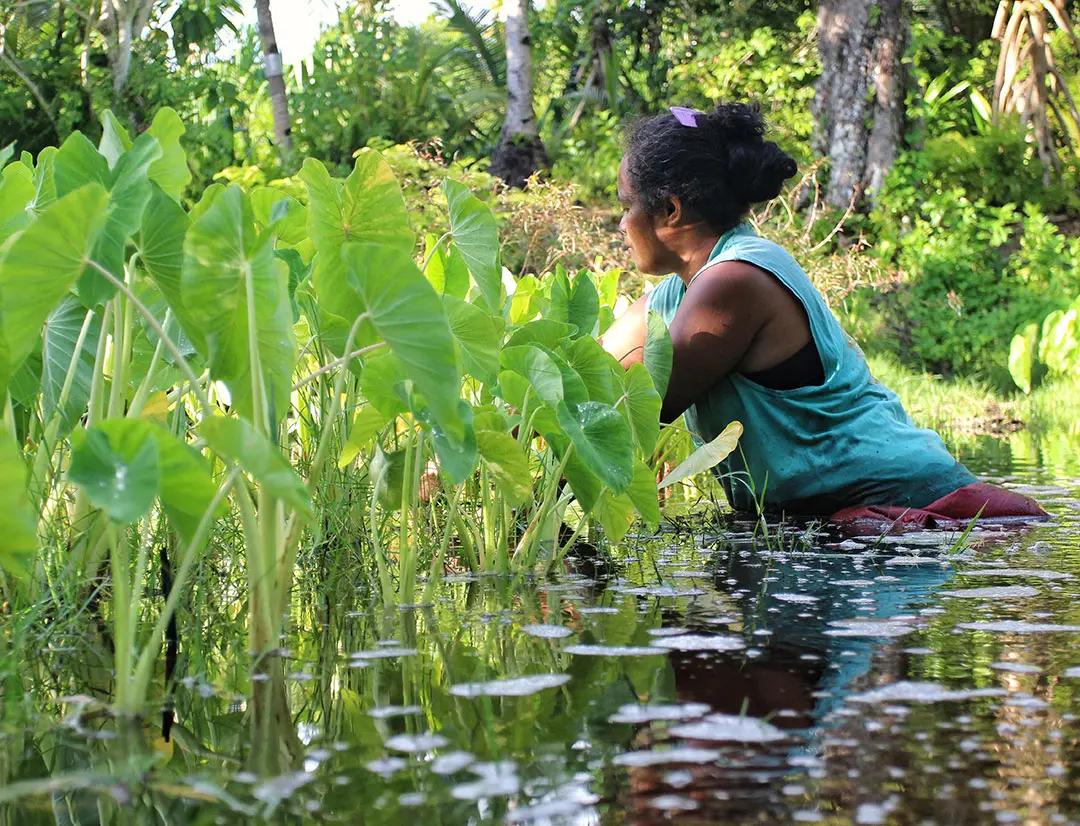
[{"left": 670, "top": 106, "right": 703, "bottom": 127}]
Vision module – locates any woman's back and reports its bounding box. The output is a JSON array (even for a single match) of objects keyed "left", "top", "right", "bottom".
[{"left": 647, "top": 223, "right": 976, "bottom": 514}]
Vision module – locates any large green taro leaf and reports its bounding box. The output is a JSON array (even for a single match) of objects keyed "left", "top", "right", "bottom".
[
  {"left": 0, "top": 164, "right": 34, "bottom": 245},
  {"left": 444, "top": 295, "right": 500, "bottom": 385},
  {"left": 201, "top": 416, "right": 312, "bottom": 518},
  {"left": 55, "top": 132, "right": 162, "bottom": 307},
  {"left": 548, "top": 265, "right": 570, "bottom": 325},
  {"left": 505, "top": 319, "right": 573, "bottom": 350},
  {"left": 424, "top": 232, "right": 469, "bottom": 298},
  {"left": 41, "top": 296, "right": 101, "bottom": 434},
  {"left": 556, "top": 400, "right": 633, "bottom": 494},
  {"left": 626, "top": 457, "right": 660, "bottom": 531},
  {"left": 93, "top": 419, "right": 219, "bottom": 543},
  {"left": 0, "top": 425, "right": 36, "bottom": 578},
  {"left": 343, "top": 243, "right": 464, "bottom": 442},
  {"left": 69, "top": 426, "right": 159, "bottom": 525},
  {"left": 657, "top": 421, "right": 743, "bottom": 491},
  {"left": 182, "top": 186, "right": 296, "bottom": 426},
  {"left": 501, "top": 344, "right": 588, "bottom": 409},
  {"left": 301, "top": 154, "right": 413, "bottom": 353},
  {"left": 0, "top": 184, "right": 108, "bottom": 398},
  {"left": 443, "top": 178, "right": 500, "bottom": 312},
  {"left": 562, "top": 452, "right": 636, "bottom": 543},
  {"left": 619, "top": 362, "right": 662, "bottom": 455},
  {"left": 567, "top": 336, "right": 616, "bottom": 404},
  {"left": 412, "top": 395, "right": 478, "bottom": 484},
  {"left": 568, "top": 270, "right": 600, "bottom": 339},
  {"left": 476, "top": 429, "right": 530, "bottom": 507},
  {"left": 135, "top": 184, "right": 203, "bottom": 353},
  {"left": 146, "top": 108, "right": 191, "bottom": 202},
  {"left": 98, "top": 110, "right": 133, "bottom": 167},
  {"left": 644, "top": 309, "right": 673, "bottom": 400}
]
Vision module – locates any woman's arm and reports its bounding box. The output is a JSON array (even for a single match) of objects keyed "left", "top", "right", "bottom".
[
  {"left": 660, "top": 263, "right": 769, "bottom": 423},
  {"left": 598, "top": 294, "right": 649, "bottom": 368}
]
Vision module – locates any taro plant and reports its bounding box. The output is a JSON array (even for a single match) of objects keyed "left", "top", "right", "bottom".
[{"left": 0, "top": 110, "right": 712, "bottom": 721}]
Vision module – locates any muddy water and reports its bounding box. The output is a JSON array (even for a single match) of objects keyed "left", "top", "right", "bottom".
[{"left": 4, "top": 430, "right": 1080, "bottom": 824}]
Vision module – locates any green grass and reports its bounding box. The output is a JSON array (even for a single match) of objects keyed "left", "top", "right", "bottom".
[{"left": 867, "top": 353, "right": 1080, "bottom": 438}]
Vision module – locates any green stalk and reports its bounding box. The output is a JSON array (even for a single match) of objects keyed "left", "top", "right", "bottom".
[
  {"left": 127, "top": 309, "right": 170, "bottom": 418},
  {"left": 514, "top": 446, "right": 573, "bottom": 563},
  {"left": 127, "top": 469, "right": 238, "bottom": 709},
  {"left": 398, "top": 431, "right": 418, "bottom": 606},
  {"left": 108, "top": 524, "right": 133, "bottom": 709},
  {"left": 421, "top": 484, "right": 464, "bottom": 604},
  {"left": 370, "top": 481, "right": 394, "bottom": 607}
]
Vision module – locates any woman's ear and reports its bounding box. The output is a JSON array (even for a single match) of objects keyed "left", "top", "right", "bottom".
[{"left": 661, "top": 195, "right": 685, "bottom": 227}]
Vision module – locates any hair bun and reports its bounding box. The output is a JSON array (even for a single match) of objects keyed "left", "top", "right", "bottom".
[{"left": 732, "top": 141, "right": 798, "bottom": 203}]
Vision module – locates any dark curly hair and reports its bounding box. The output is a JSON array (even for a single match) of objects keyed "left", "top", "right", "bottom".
[{"left": 624, "top": 103, "right": 797, "bottom": 235}]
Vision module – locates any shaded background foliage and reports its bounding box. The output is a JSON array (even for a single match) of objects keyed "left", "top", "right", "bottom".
[{"left": 4, "top": 0, "right": 1080, "bottom": 390}]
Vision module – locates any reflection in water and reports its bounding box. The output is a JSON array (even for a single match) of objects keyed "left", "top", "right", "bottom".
[{"left": 3, "top": 433, "right": 1080, "bottom": 824}]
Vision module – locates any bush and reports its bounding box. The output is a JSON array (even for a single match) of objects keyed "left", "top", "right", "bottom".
[{"left": 860, "top": 191, "right": 1080, "bottom": 386}]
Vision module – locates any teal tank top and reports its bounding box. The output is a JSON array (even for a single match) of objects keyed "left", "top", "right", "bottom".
[{"left": 647, "top": 223, "right": 976, "bottom": 514}]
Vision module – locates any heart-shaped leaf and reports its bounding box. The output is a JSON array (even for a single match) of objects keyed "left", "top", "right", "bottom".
[{"left": 443, "top": 178, "right": 500, "bottom": 312}]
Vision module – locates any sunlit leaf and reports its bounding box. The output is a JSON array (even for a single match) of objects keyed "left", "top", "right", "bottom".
[
  {"left": 371, "top": 446, "right": 407, "bottom": 510},
  {"left": 619, "top": 362, "right": 662, "bottom": 454},
  {"left": 0, "top": 427, "right": 35, "bottom": 578},
  {"left": 0, "top": 184, "right": 108, "bottom": 397},
  {"left": 146, "top": 108, "right": 191, "bottom": 202},
  {"left": 424, "top": 232, "right": 469, "bottom": 298},
  {"left": 658, "top": 421, "right": 743, "bottom": 490},
  {"left": 567, "top": 336, "right": 616, "bottom": 404},
  {"left": 413, "top": 396, "right": 477, "bottom": 484},
  {"left": 444, "top": 295, "right": 499, "bottom": 384},
  {"left": 343, "top": 243, "right": 463, "bottom": 441},
  {"left": 182, "top": 186, "right": 296, "bottom": 425},
  {"left": 0, "top": 165, "right": 34, "bottom": 245},
  {"left": 98, "top": 110, "right": 133, "bottom": 167},
  {"left": 443, "top": 178, "right": 500, "bottom": 311},
  {"left": 337, "top": 405, "right": 388, "bottom": 468},
  {"left": 505, "top": 318, "right": 572, "bottom": 350},
  {"left": 625, "top": 458, "right": 660, "bottom": 530},
  {"left": 644, "top": 310, "right": 672, "bottom": 400},
  {"left": 476, "top": 430, "right": 530, "bottom": 506},
  {"left": 1009, "top": 324, "right": 1037, "bottom": 394},
  {"left": 568, "top": 271, "right": 600, "bottom": 338},
  {"left": 548, "top": 265, "right": 570, "bottom": 325},
  {"left": 201, "top": 416, "right": 312, "bottom": 518}
]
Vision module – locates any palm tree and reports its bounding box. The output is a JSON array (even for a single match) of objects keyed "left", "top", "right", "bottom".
[
  {"left": 254, "top": 0, "right": 292, "bottom": 150},
  {"left": 490, "top": 0, "right": 547, "bottom": 187}
]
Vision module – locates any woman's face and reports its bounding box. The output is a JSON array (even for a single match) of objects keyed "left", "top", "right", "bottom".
[{"left": 617, "top": 159, "right": 677, "bottom": 275}]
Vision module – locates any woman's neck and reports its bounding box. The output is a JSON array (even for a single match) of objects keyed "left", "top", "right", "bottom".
[{"left": 674, "top": 232, "right": 723, "bottom": 285}]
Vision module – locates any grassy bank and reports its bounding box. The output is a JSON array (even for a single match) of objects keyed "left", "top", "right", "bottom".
[{"left": 868, "top": 354, "right": 1080, "bottom": 437}]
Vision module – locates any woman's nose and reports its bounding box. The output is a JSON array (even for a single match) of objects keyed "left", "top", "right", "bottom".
[{"left": 618, "top": 214, "right": 628, "bottom": 233}]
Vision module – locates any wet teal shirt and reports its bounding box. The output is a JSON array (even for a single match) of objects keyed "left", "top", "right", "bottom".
[{"left": 647, "top": 223, "right": 975, "bottom": 513}]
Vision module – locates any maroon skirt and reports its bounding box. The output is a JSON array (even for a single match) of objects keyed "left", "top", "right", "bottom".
[{"left": 830, "top": 483, "right": 1048, "bottom": 531}]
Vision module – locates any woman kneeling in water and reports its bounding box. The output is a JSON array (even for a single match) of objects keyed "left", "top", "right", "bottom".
[{"left": 600, "top": 103, "right": 1046, "bottom": 527}]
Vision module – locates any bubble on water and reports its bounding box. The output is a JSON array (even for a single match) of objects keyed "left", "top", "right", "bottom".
[
  {"left": 1063, "top": 667, "right": 1080, "bottom": 678},
  {"left": 793, "top": 810, "right": 825, "bottom": 822},
  {"left": 521, "top": 624, "right": 573, "bottom": 639},
  {"left": 650, "top": 794, "right": 699, "bottom": 811},
  {"left": 957, "top": 621, "right": 1080, "bottom": 633},
  {"left": 564, "top": 644, "right": 664, "bottom": 657},
  {"left": 884, "top": 556, "right": 944, "bottom": 567},
  {"left": 609, "top": 703, "right": 710, "bottom": 724},
  {"left": 772, "top": 593, "right": 819, "bottom": 604},
  {"left": 958, "top": 568, "right": 1073, "bottom": 581},
  {"left": 431, "top": 751, "right": 476, "bottom": 775},
  {"left": 825, "top": 620, "right": 916, "bottom": 638},
  {"left": 832, "top": 579, "right": 876, "bottom": 587},
  {"left": 349, "top": 647, "right": 418, "bottom": 660},
  {"left": 613, "top": 747, "right": 721, "bottom": 767},
  {"left": 578, "top": 606, "right": 620, "bottom": 614},
  {"left": 668, "top": 713, "right": 788, "bottom": 743},
  {"left": 990, "top": 662, "right": 1042, "bottom": 674},
  {"left": 450, "top": 674, "right": 570, "bottom": 697},
  {"left": 848, "top": 681, "right": 1007, "bottom": 704},
  {"left": 368, "top": 705, "right": 422, "bottom": 719},
  {"left": 505, "top": 799, "right": 587, "bottom": 823},
  {"left": 252, "top": 771, "right": 314, "bottom": 805},
  {"left": 855, "top": 802, "right": 891, "bottom": 825},
  {"left": 647, "top": 627, "right": 690, "bottom": 637},
  {"left": 1004, "top": 693, "right": 1048, "bottom": 709},
  {"left": 364, "top": 757, "right": 407, "bottom": 777},
  {"left": 612, "top": 585, "right": 707, "bottom": 597},
  {"left": 451, "top": 761, "right": 519, "bottom": 800},
  {"left": 649, "top": 633, "right": 745, "bottom": 652},
  {"left": 399, "top": 792, "right": 427, "bottom": 806},
  {"left": 943, "top": 586, "right": 1039, "bottom": 599},
  {"left": 385, "top": 733, "right": 448, "bottom": 753}
]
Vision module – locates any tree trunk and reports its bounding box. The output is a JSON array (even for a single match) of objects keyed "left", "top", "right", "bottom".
[
  {"left": 491, "top": 0, "right": 547, "bottom": 188},
  {"left": 813, "top": 0, "right": 908, "bottom": 209},
  {"left": 255, "top": 0, "right": 292, "bottom": 150}
]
